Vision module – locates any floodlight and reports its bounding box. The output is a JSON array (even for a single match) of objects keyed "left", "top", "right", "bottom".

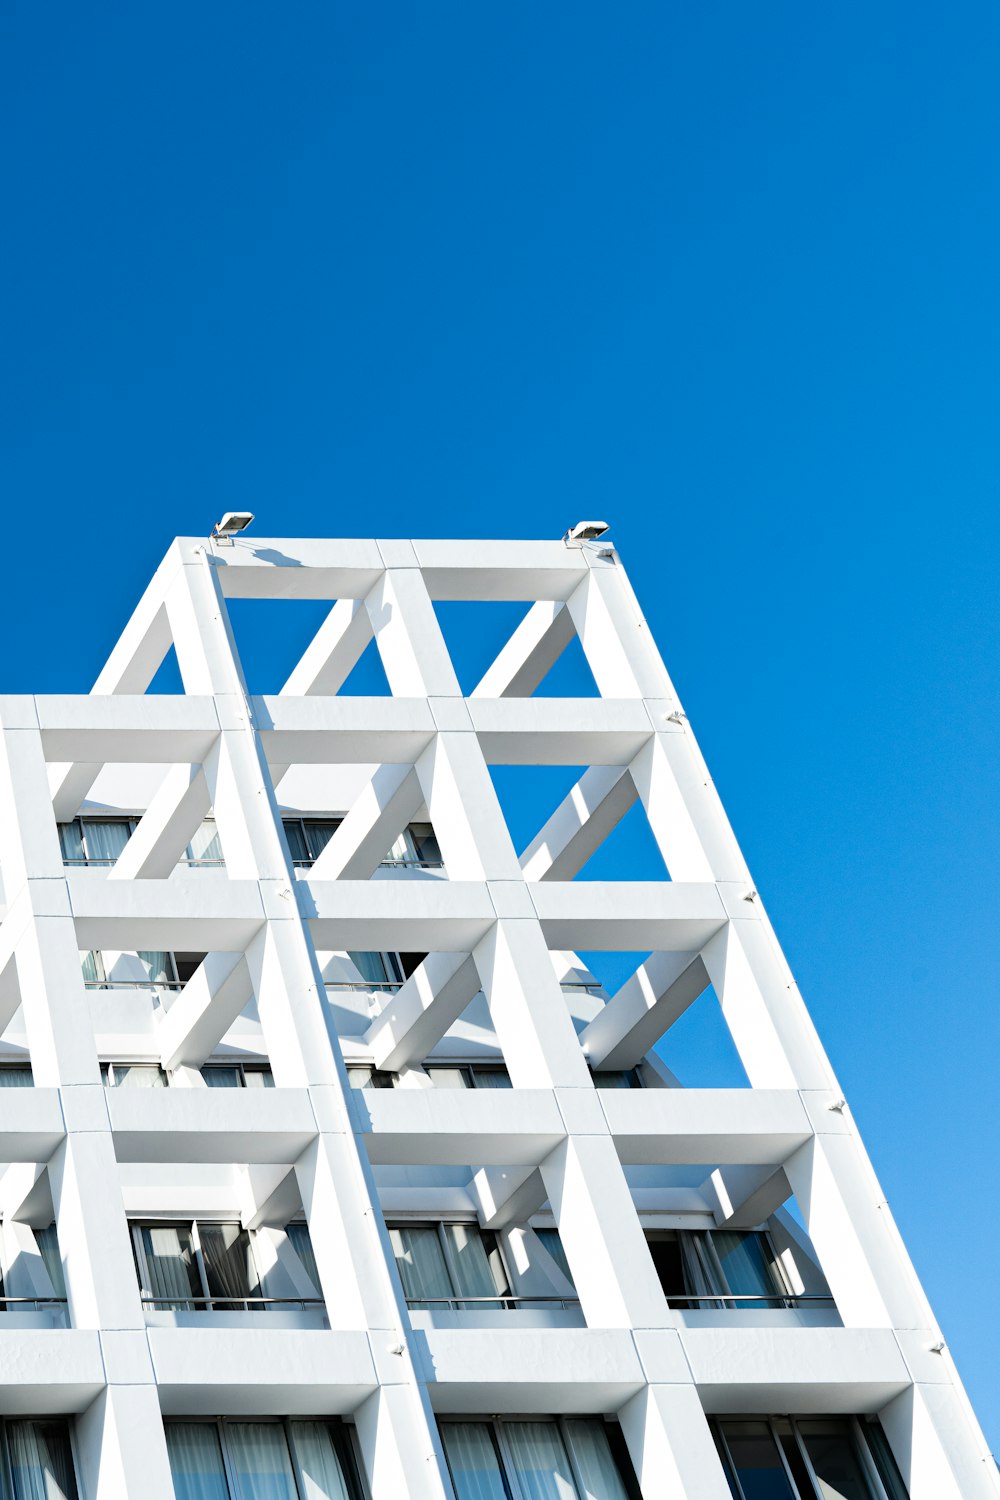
[
  {"left": 212, "top": 511, "right": 255, "bottom": 540},
  {"left": 563, "top": 520, "right": 610, "bottom": 543}
]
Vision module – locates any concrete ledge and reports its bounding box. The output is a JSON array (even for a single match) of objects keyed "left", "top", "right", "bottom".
[
  {"left": 358, "top": 1088, "right": 566, "bottom": 1166},
  {"left": 601, "top": 1089, "right": 814, "bottom": 1166},
  {"left": 107, "top": 1087, "right": 318, "bottom": 1163},
  {"left": 0, "top": 1088, "right": 66, "bottom": 1160},
  {"left": 148, "top": 1327, "right": 377, "bottom": 1413},
  {"left": 418, "top": 1327, "right": 646, "bottom": 1411},
  {"left": 0, "top": 1330, "right": 104, "bottom": 1412},
  {"left": 681, "top": 1326, "right": 910, "bottom": 1414}
]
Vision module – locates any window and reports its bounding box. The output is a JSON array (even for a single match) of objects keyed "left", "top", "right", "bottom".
[
  {"left": 0, "top": 1065, "right": 32, "bottom": 1087},
  {"left": 130, "top": 1220, "right": 321, "bottom": 1312},
  {"left": 0, "top": 1419, "right": 80, "bottom": 1499},
  {"left": 59, "top": 818, "right": 222, "bottom": 868},
  {"left": 647, "top": 1229, "right": 818, "bottom": 1311},
  {"left": 439, "top": 1418, "right": 638, "bottom": 1500},
  {"left": 388, "top": 1222, "right": 511, "bottom": 1309},
  {"left": 590, "top": 1068, "right": 643, "bottom": 1089},
  {"left": 165, "top": 1419, "right": 363, "bottom": 1500},
  {"left": 282, "top": 819, "right": 343, "bottom": 868},
  {"left": 101, "top": 1062, "right": 167, "bottom": 1089},
  {"left": 0, "top": 1222, "right": 68, "bottom": 1316},
  {"left": 383, "top": 822, "right": 443, "bottom": 869},
  {"left": 712, "top": 1417, "right": 908, "bottom": 1500},
  {"left": 346, "top": 1066, "right": 398, "bottom": 1090},
  {"left": 425, "top": 1064, "right": 512, "bottom": 1090},
  {"left": 81, "top": 950, "right": 183, "bottom": 992},
  {"left": 201, "top": 1063, "right": 274, "bottom": 1089}
]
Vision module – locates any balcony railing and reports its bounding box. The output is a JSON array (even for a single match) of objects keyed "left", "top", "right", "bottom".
[
  {"left": 84, "top": 979, "right": 185, "bottom": 991},
  {"left": 293, "top": 857, "right": 445, "bottom": 871},
  {"left": 0, "top": 1297, "right": 68, "bottom": 1312},
  {"left": 666, "top": 1293, "right": 837, "bottom": 1310},
  {"left": 140, "top": 1296, "right": 324, "bottom": 1311},
  {"left": 405, "top": 1295, "right": 581, "bottom": 1311},
  {"left": 63, "top": 857, "right": 225, "bottom": 868}
]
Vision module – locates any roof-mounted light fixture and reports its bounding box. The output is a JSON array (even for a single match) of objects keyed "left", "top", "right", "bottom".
[
  {"left": 563, "top": 519, "right": 610, "bottom": 545},
  {"left": 211, "top": 511, "right": 255, "bottom": 544}
]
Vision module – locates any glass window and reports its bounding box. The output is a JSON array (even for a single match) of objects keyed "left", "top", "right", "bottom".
[
  {"left": 186, "top": 821, "right": 224, "bottom": 865},
  {"left": 165, "top": 1422, "right": 360, "bottom": 1500},
  {"left": 534, "top": 1228, "right": 576, "bottom": 1291},
  {"left": 80, "top": 820, "right": 133, "bottom": 865},
  {"left": 713, "top": 1419, "right": 900, "bottom": 1500},
  {"left": 36, "top": 1225, "right": 66, "bottom": 1298},
  {"left": 348, "top": 951, "right": 404, "bottom": 988},
  {"left": 440, "top": 1420, "right": 635, "bottom": 1500},
  {"left": 284, "top": 1224, "right": 321, "bottom": 1298},
  {"left": 0, "top": 1065, "right": 33, "bottom": 1087},
  {"left": 58, "top": 821, "right": 86, "bottom": 864},
  {"left": 591, "top": 1069, "right": 642, "bottom": 1090},
  {"left": 712, "top": 1230, "right": 784, "bottom": 1309},
  {"left": 202, "top": 1066, "right": 243, "bottom": 1088},
  {"left": 103, "top": 1063, "right": 167, "bottom": 1088},
  {"left": 199, "top": 1223, "right": 258, "bottom": 1305},
  {"left": 6, "top": 1420, "right": 79, "bottom": 1500},
  {"left": 133, "top": 1224, "right": 202, "bottom": 1310},
  {"left": 388, "top": 1226, "right": 454, "bottom": 1308},
  {"left": 797, "top": 1422, "right": 873, "bottom": 1500},
  {"left": 718, "top": 1421, "right": 796, "bottom": 1499}
]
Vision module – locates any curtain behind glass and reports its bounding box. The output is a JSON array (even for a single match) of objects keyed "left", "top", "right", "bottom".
[
  {"left": 136, "top": 1225, "right": 201, "bottom": 1308},
  {"left": 440, "top": 1424, "right": 509, "bottom": 1500},
  {"left": 226, "top": 1423, "right": 298, "bottom": 1500},
  {"left": 348, "top": 952, "right": 392, "bottom": 987},
  {"left": 80, "top": 952, "right": 102, "bottom": 987},
  {"left": 0, "top": 1067, "right": 33, "bottom": 1086},
  {"left": 187, "top": 822, "right": 223, "bottom": 864},
  {"left": 58, "top": 823, "right": 85, "bottom": 863},
  {"left": 679, "top": 1233, "right": 724, "bottom": 1309},
  {"left": 7, "top": 1420, "right": 78, "bottom": 1500},
  {"left": 165, "top": 1424, "right": 230, "bottom": 1500},
  {"left": 563, "top": 1423, "right": 630, "bottom": 1500},
  {"left": 444, "top": 1225, "right": 504, "bottom": 1308},
  {"left": 36, "top": 1226, "right": 66, "bottom": 1298},
  {"left": 389, "top": 1227, "right": 453, "bottom": 1307},
  {"left": 137, "top": 951, "right": 173, "bottom": 988},
  {"left": 200, "top": 1223, "right": 258, "bottom": 1306},
  {"left": 534, "top": 1229, "right": 576, "bottom": 1292},
  {"left": 82, "top": 822, "right": 131, "bottom": 865},
  {"left": 111, "top": 1064, "right": 166, "bottom": 1088},
  {"left": 289, "top": 1423, "right": 351, "bottom": 1500},
  {"left": 283, "top": 822, "right": 310, "bottom": 864},
  {"left": 304, "top": 822, "right": 341, "bottom": 861},
  {"left": 505, "top": 1422, "right": 577, "bottom": 1500},
  {"left": 285, "top": 1224, "right": 321, "bottom": 1298},
  {"left": 712, "top": 1231, "right": 782, "bottom": 1309},
  {"left": 470, "top": 1068, "right": 512, "bottom": 1089},
  {"left": 203, "top": 1067, "right": 242, "bottom": 1088},
  {"left": 718, "top": 1422, "right": 796, "bottom": 1499}
]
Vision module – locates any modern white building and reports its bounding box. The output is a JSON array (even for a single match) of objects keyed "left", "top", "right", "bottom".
[{"left": 0, "top": 530, "right": 992, "bottom": 1500}]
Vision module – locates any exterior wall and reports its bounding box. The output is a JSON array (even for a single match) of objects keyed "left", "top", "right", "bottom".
[{"left": 0, "top": 533, "right": 992, "bottom": 1498}]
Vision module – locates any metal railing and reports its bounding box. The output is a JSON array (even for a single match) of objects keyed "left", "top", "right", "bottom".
[
  {"left": 293, "top": 857, "right": 445, "bottom": 871},
  {"left": 140, "top": 1296, "right": 324, "bottom": 1310},
  {"left": 63, "top": 858, "right": 225, "bottom": 868},
  {"left": 84, "top": 980, "right": 185, "bottom": 991},
  {"left": 666, "top": 1293, "right": 836, "bottom": 1309},
  {"left": 405, "top": 1295, "right": 581, "bottom": 1312},
  {"left": 0, "top": 1297, "right": 68, "bottom": 1307},
  {"left": 323, "top": 981, "right": 403, "bottom": 993}
]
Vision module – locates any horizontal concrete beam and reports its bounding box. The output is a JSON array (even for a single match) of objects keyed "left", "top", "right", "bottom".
[
  {"left": 600, "top": 1089, "right": 814, "bottom": 1166},
  {"left": 530, "top": 882, "right": 728, "bottom": 951},
  {"left": 66, "top": 872, "right": 266, "bottom": 952},
  {"left": 106, "top": 1088, "right": 319, "bottom": 1164},
  {"left": 356, "top": 1089, "right": 567, "bottom": 1167},
  {"left": 37, "top": 696, "right": 221, "bottom": 764},
  {"left": 471, "top": 699, "right": 653, "bottom": 766},
  {"left": 257, "top": 696, "right": 437, "bottom": 766},
  {"left": 305, "top": 881, "right": 496, "bottom": 953}
]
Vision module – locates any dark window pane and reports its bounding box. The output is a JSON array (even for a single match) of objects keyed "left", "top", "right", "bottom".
[
  {"left": 199, "top": 1223, "right": 255, "bottom": 1302},
  {"left": 799, "top": 1423, "right": 873, "bottom": 1500},
  {"left": 719, "top": 1422, "right": 797, "bottom": 1500},
  {"left": 646, "top": 1237, "right": 685, "bottom": 1302}
]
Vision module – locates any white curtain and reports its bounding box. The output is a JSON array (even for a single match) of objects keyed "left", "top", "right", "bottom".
[
  {"left": 443, "top": 1224, "right": 504, "bottom": 1306},
  {"left": 112, "top": 1064, "right": 166, "bottom": 1089},
  {"left": 505, "top": 1422, "right": 577, "bottom": 1500},
  {"left": 35, "top": 1226, "right": 66, "bottom": 1298},
  {"left": 226, "top": 1423, "right": 298, "bottom": 1500},
  {"left": 389, "top": 1227, "right": 453, "bottom": 1306},
  {"left": 563, "top": 1423, "right": 630, "bottom": 1500},
  {"left": 82, "top": 821, "right": 131, "bottom": 864},
  {"left": 187, "top": 821, "right": 224, "bottom": 864},
  {"left": 200, "top": 1223, "right": 258, "bottom": 1305},
  {"left": 288, "top": 1423, "right": 351, "bottom": 1500},
  {"left": 0, "top": 1067, "right": 33, "bottom": 1086},
  {"left": 138, "top": 951, "right": 173, "bottom": 987},
  {"left": 136, "top": 1225, "right": 200, "bottom": 1307},
  {"left": 7, "top": 1420, "right": 78, "bottom": 1500},
  {"left": 285, "top": 1224, "right": 321, "bottom": 1298},
  {"left": 440, "top": 1424, "right": 508, "bottom": 1500},
  {"left": 57, "top": 823, "right": 85, "bottom": 863},
  {"left": 203, "top": 1067, "right": 242, "bottom": 1088},
  {"left": 348, "top": 951, "right": 393, "bottom": 987},
  {"left": 470, "top": 1068, "right": 512, "bottom": 1089},
  {"left": 679, "top": 1232, "right": 724, "bottom": 1309},
  {"left": 165, "top": 1424, "right": 230, "bottom": 1500}
]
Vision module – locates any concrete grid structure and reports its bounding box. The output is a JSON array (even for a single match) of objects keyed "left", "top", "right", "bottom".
[{"left": 0, "top": 531, "right": 992, "bottom": 1499}]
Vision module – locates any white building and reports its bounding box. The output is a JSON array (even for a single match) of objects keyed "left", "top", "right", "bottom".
[{"left": 0, "top": 530, "right": 992, "bottom": 1500}]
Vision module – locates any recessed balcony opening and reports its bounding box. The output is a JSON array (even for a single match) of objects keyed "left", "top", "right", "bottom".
[
  {"left": 59, "top": 816, "right": 225, "bottom": 872},
  {"left": 0, "top": 1209, "right": 68, "bottom": 1328},
  {"left": 438, "top": 1416, "right": 640, "bottom": 1500},
  {"left": 645, "top": 1226, "right": 836, "bottom": 1318},
  {"left": 282, "top": 816, "right": 444, "bottom": 877},
  {"left": 711, "top": 1415, "right": 908, "bottom": 1500},
  {"left": 164, "top": 1416, "right": 366, "bottom": 1500},
  {"left": 130, "top": 1216, "right": 323, "bottom": 1324}
]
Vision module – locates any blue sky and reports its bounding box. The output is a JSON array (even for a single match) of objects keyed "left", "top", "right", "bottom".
[{"left": 2, "top": 0, "right": 998, "bottom": 1450}]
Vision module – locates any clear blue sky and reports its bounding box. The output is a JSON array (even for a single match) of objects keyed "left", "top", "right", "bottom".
[{"left": 3, "top": 0, "right": 998, "bottom": 1451}]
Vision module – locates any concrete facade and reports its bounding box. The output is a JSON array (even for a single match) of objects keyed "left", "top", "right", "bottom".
[{"left": 0, "top": 532, "right": 991, "bottom": 1498}]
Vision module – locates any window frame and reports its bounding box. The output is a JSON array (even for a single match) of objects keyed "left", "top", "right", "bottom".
[
  {"left": 130, "top": 1217, "right": 323, "bottom": 1313},
  {"left": 711, "top": 1415, "right": 902, "bottom": 1500},
  {"left": 387, "top": 1219, "right": 513, "bottom": 1310},
  {"left": 164, "top": 1415, "right": 367, "bottom": 1500},
  {"left": 200, "top": 1062, "right": 275, "bottom": 1089},
  {"left": 0, "top": 1416, "right": 81, "bottom": 1500},
  {"left": 438, "top": 1416, "right": 640, "bottom": 1500}
]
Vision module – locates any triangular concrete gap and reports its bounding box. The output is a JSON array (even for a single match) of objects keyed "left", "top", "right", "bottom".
[
  {"left": 431, "top": 600, "right": 535, "bottom": 696},
  {"left": 144, "top": 642, "right": 184, "bottom": 694},
  {"left": 225, "top": 598, "right": 356, "bottom": 694}
]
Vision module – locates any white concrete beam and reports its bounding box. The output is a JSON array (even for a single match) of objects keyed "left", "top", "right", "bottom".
[
  {"left": 472, "top": 600, "right": 575, "bottom": 697},
  {"left": 157, "top": 952, "right": 253, "bottom": 1071},
  {"left": 308, "top": 763, "right": 422, "bottom": 881},
  {"left": 519, "top": 765, "right": 637, "bottom": 881},
  {"left": 580, "top": 952, "right": 709, "bottom": 1070},
  {"left": 701, "top": 1165, "right": 792, "bottom": 1229},
  {"left": 364, "top": 953, "right": 481, "bottom": 1073},
  {"left": 281, "top": 596, "right": 374, "bottom": 696},
  {"left": 471, "top": 1164, "right": 546, "bottom": 1231},
  {"left": 108, "top": 763, "right": 211, "bottom": 881}
]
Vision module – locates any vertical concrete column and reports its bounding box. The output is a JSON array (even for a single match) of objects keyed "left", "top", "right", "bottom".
[
  {"left": 0, "top": 712, "right": 173, "bottom": 1498},
  {"left": 168, "top": 546, "right": 454, "bottom": 1500},
  {"left": 473, "top": 919, "right": 591, "bottom": 1088},
  {"left": 880, "top": 1383, "right": 1000, "bottom": 1500},
  {"left": 539, "top": 1131, "right": 668, "bottom": 1330},
  {"left": 618, "top": 1385, "right": 733, "bottom": 1500}
]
